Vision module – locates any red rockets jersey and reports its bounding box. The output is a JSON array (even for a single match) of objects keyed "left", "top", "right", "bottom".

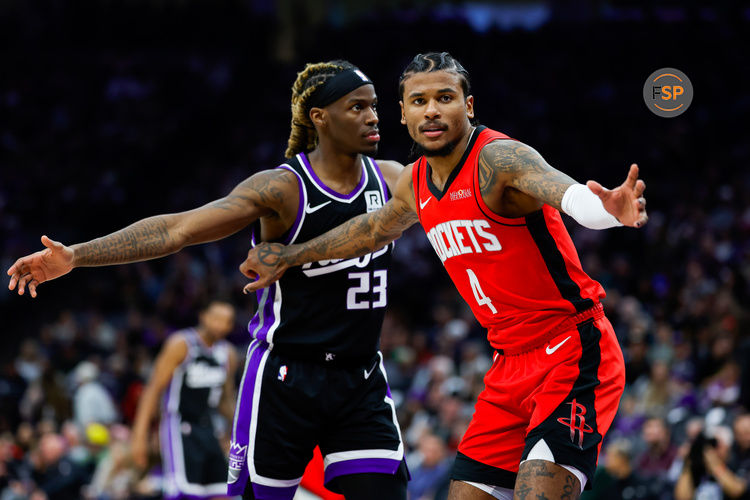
[{"left": 412, "top": 126, "right": 605, "bottom": 351}]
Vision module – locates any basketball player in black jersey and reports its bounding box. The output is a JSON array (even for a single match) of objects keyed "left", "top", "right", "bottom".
[
  {"left": 132, "top": 300, "right": 238, "bottom": 500},
  {"left": 7, "top": 60, "right": 408, "bottom": 499}
]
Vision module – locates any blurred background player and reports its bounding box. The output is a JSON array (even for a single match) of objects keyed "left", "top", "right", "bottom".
[
  {"left": 6, "top": 60, "right": 408, "bottom": 500},
  {"left": 131, "top": 300, "right": 238, "bottom": 500}
]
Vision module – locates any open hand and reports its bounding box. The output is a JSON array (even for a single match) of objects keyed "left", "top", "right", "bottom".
[
  {"left": 7, "top": 235, "right": 74, "bottom": 298},
  {"left": 587, "top": 164, "right": 648, "bottom": 228},
  {"left": 240, "top": 242, "right": 290, "bottom": 294}
]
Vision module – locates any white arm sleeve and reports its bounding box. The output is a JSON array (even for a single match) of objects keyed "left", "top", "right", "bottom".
[{"left": 561, "top": 184, "right": 623, "bottom": 230}]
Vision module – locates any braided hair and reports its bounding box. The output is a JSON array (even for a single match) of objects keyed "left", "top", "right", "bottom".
[
  {"left": 398, "top": 52, "right": 471, "bottom": 100},
  {"left": 285, "top": 60, "right": 357, "bottom": 159}
]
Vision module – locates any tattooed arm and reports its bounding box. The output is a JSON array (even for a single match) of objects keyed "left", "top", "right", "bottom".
[
  {"left": 240, "top": 164, "right": 419, "bottom": 293},
  {"left": 7, "top": 169, "right": 297, "bottom": 297},
  {"left": 478, "top": 140, "right": 647, "bottom": 227}
]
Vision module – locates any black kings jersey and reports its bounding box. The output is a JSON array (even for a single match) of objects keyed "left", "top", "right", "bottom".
[
  {"left": 162, "top": 328, "right": 231, "bottom": 425},
  {"left": 248, "top": 153, "right": 392, "bottom": 362}
]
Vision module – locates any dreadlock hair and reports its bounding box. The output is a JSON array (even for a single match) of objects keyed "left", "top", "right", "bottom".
[
  {"left": 285, "top": 60, "right": 357, "bottom": 159},
  {"left": 398, "top": 52, "right": 471, "bottom": 100}
]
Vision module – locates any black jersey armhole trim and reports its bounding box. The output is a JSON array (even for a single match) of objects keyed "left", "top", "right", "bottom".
[{"left": 426, "top": 125, "right": 486, "bottom": 200}]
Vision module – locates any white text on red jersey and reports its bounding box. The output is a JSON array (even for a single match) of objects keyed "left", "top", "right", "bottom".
[{"left": 425, "top": 219, "right": 502, "bottom": 263}]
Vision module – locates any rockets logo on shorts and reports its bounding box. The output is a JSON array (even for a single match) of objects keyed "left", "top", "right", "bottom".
[{"left": 557, "top": 399, "right": 593, "bottom": 448}]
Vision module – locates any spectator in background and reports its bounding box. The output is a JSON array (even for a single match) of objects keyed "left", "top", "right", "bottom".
[
  {"left": 636, "top": 417, "right": 678, "bottom": 478},
  {"left": 583, "top": 439, "right": 664, "bottom": 500},
  {"left": 72, "top": 362, "right": 118, "bottom": 429},
  {"left": 408, "top": 432, "right": 452, "bottom": 500},
  {"left": 730, "top": 414, "right": 750, "bottom": 495},
  {"left": 675, "top": 425, "right": 748, "bottom": 500},
  {"left": 30, "top": 432, "right": 88, "bottom": 499}
]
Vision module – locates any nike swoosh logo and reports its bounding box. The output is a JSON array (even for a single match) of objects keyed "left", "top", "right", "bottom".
[
  {"left": 546, "top": 336, "right": 571, "bottom": 355},
  {"left": 305, "top": 201, "right": 331, "bottom": 214},
  {"left": 364, "top": 362, "right": 378, "bottom": 380},
  {"left": 419, "top": 196, "right": 433, "bottom": 209}
]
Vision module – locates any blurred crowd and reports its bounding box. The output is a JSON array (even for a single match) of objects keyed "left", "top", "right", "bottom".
[{"left": 2, "top": 2, "right": 750, "bottom": 499}]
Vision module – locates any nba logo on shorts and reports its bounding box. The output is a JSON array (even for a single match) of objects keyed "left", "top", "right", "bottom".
[
  {"left": 278, "top": 365, "right": 287, "bottom": 382},
  {"left": 365, "top": 190, "right": 383, "bottom": 213}
]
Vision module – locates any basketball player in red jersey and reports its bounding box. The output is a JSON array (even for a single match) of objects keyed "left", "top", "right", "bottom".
[{"left": 239, "top": 52, "right": 648, "bottom": 500}]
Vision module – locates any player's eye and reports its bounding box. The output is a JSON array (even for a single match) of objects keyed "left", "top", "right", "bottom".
[
  {"left": 440, "top": 94, "right": 453, "bottom": 103},
  {"left": 352, "top": 104, "right": 362, "bottom": 111},
  {"left": 412, "top": 98, "right": 424, "bottom": 105}
]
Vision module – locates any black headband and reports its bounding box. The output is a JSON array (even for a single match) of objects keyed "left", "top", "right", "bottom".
[{"left": 307, "top": 68, "right": 373, "bottom": 109}]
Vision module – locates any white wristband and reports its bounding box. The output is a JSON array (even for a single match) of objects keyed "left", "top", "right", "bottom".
[{"left": 561, "top": 184, "right": 623, "bottom": 230}]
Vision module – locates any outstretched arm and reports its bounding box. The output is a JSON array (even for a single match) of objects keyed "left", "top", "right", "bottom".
[
  {"left": 240, "top": 164, "right": 419, "bottom": 293},
  {"left": 7, "top": 169, "right": 296, "bottom": 297},
  {"left": 478, "top": 140, "right": 648, "bottom": 228}
]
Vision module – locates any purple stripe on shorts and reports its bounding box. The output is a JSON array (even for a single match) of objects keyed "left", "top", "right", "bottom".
[
  {"left": 324, "top": 458, "right": 401, "bottom": 484},
  {"left": 277, "top": 165, "right": 306, "bottom": 245},
  {"left": 227, "top": 341, "right": 269, "bottom": 496},
  {"left": 160, "top": 416, "right": 176, "bottom": 494},
  {"left": 370, "top": 158, "right": 390, "bottom": 202},
  {"left": 300, "top": 152, "right": 366, "bottom": 200},
  {"left": 255, "top": 285, "right": 276, "bottom": 344},
  {"left": 251, "top": 483, "right": 299, "bottom": 500},
  {"left": 247, "top": 284, "right": 277, "bottom": 342}
]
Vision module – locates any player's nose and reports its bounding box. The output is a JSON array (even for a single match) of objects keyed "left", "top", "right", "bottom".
[{"left": 424, "top": 98, "right": 440, "bottom": 118}]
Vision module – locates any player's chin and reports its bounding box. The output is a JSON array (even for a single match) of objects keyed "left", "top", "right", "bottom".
[{"left": 359, "top": 143, "right": 379, "bottom": 156}]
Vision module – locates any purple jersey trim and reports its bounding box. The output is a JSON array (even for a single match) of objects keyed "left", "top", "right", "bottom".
[
  {"left": 250, "top": 483, "right": 299, "bottom": 500},
  {"left": 300, "top": 152, "right": 367, "bottom": 200},
  {"left": 324, "top": 457, "right": 402, "bottom": 484},
  {"left": 276, "top": 164, "right": 306, "bottom": 244},
  {"left": 228, "top": 340, "right": 269, "bottom": 496},
  {"left": 369, "top": 158, "right": 390, "bottom": 202}
]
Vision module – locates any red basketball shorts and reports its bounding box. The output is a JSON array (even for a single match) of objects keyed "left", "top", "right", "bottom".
[{"left": 453, "top": 307, "right": 625, "bottom": 489}]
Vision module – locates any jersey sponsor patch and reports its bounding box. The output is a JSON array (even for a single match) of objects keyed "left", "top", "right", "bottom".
[
  {"left": 365, "top": 190, "right": 384, "bottom": 213},
  {"left": 425, "top": 219, "right": 502, "bottom": 263},
  {"left": 449, "top": 188, "right": 472, "bottom": 201}
]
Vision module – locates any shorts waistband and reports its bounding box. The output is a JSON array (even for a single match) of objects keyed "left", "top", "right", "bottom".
[{"left": 494, "top": 302, "right": 605, "bottom": 356}]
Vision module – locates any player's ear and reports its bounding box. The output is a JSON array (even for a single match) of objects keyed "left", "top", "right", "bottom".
[
  {"left": 399, "top": 101, "right": 406, "bottom": 125},
  {"left": 309, "top": 107, "right": 326, "bottom": 128},
  {"left": 465, "top": 95, "right": 474, "bottom": 120}
]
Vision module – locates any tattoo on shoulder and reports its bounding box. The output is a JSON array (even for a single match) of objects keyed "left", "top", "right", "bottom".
[{"left": 478, "top": 140, "right": 575, "bottom": 208}]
